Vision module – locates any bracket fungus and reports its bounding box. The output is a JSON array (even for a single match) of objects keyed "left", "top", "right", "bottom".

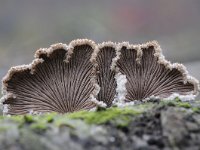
[
  {"left": 1, "top": 39, "right": 102, "bottom": 115},
  {"left": 0, "top": 39, "right": 199, "bottom": 115},
  {"left": 113, "top": 41, "right": 199, "bottom": 104},
  {"left": 91, "top": 42, "right": 118, "bottom": 107}
]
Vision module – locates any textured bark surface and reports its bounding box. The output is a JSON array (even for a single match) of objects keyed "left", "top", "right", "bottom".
[{"left": 1, "top": 100, "right": 200, "bottom": 150}]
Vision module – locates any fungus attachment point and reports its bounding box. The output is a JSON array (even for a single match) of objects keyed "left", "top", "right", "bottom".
[
  {"left": 115, "top": 41, "right": 199, "bottom": 103},
  {"left": 2, "top": 40, "right": 98, "bottom": 115}
]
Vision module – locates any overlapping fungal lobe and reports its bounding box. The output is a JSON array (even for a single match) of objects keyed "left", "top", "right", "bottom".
[
  {"left": 1, "top": 40, "right": 98, "bottom": 115},
  {"left": 1, "top": 40, "right": 199, "bottom": 115},
  {"left": 116, "top": 41, "right": 199, "bottom": 102},
  {"left": 92, "top": 43, "right": 117, "bottom": 107}
]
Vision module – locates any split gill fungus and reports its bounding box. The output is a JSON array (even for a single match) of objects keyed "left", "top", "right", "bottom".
[{"left": 0, "top": 39, "right": 199, "bottom": 115}]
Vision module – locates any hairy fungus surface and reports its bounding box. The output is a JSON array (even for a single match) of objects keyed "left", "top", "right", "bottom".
[
  {"left": 1, "top": 39, "right": 199, "bottom": 115},
  {"left": 115, "top": 41, "right": 199, "bottom": 103},
  {"left": 1, "top": 39, "right": 98, "bottom": 115}
]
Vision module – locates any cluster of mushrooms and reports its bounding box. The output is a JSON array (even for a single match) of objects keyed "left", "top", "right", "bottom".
[{"left": 0, "top": 39, "right": 199, "bottom": 115}]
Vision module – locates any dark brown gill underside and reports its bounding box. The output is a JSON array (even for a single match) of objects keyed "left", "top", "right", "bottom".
[
  {"left": 96, "top": 47, "right": 117, "bottom": 107},
  {"left": 117, "top": 46, "right": 194, "bottom": 102},
  {"left": 4, "top": 45, "right": 96, "bottom": 115}
]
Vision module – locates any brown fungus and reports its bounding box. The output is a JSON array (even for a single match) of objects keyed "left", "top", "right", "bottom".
[
  {"left": 1, "top": 40, "right": 199, "bottom": 115},
  {"left": 91, "top": 42, "right": 118, "bottom": 107},
  {"left": 113, "top": 41, "right": 199, "bottom": 103},
  {"left": 1, "top": 39, "right": 100, "bottom": 115}
]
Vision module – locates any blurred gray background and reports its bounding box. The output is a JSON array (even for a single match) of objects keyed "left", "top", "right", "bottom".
[{"left": 0, "top": 0, "right": 200, "bottom": 97}]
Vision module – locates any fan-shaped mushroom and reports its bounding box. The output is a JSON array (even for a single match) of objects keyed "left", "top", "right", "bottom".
[
  {"left": 1, "top": 40, "right": 199, "bottom": 115},
  {"left": 113, "top": 41, "right": 199, "bottom": 103},
  {"left": 91, "top": 42, "right": 118, "bottom": 107},
  {"left": 1, "top": 39, "right": 100, "bottom": 115}
]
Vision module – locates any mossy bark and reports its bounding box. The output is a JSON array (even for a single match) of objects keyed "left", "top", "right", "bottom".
[{"left": 1, "top": 99, "right": 200, "bottom": 150}]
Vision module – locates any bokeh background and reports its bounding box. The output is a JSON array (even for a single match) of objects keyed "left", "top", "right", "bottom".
[{"left": 0, "top": 0, "right": 200, "bottom": 98}]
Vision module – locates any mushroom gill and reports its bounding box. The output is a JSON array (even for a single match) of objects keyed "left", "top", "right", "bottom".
[
  {"left": 1, "top": 39, "right": 98, "bottom": 115},
  {"left": 114, "top": 41, "right": 199, "bottom": 103},
  {"left": 91, "top": 42, "right": 117, "bottom": 107}
]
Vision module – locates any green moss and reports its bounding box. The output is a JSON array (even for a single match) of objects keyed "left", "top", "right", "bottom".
[
  {"left": 161, "top": 100, "right": 191, "bottom": 109},
  {"left": 30, "top": 123, "right": 48, "bottom": 132},
  {"left": 24, "top": 115, "right": 35, "bottom": 123},
  {"left": 67, "top": 107, "right": 142, "bottom": 125},
  {"left": 0, "top": 103, "right": 154, "bottom": 128},
  {"left": 163, "top": 101, "right": 176, "bottom": 107},
  {"left": 10, "top": 116, "right": 24, "bottom": 123},
  {"left": 54, "top": 117, "right": 75, "bottom": 128},
  {"left": 27, "top": 113, "right": 57, "bottom": 132},
  {"left": 45, "top": 115, "right": 54, "bottom": 123},
  {"left": 192, "top": 107, "right": 200, "bottom": 113},
  {"left": 176, "top": 102, "right": 191, "bottom": 108},
  {"left": 1, "top": 99, "right": 197, "bottom": 129}
]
